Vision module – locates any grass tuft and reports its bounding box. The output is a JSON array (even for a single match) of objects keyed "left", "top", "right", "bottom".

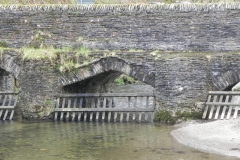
[
  {"left": 59, "top": 60, "right": 81, "bottom": 72},
  {"left": 154, "top": 110, "right": 177, "bottom": 125},
  {"left": 21, "top": 46, "right": 59, "bottom": 62},
  {"left": 114, "top": 74, "right": 135, "bottom": 85},
  {"left": 128, "top": 48, "right": 143, "bottom": 52},
  {"left": 75, "top": 46, "right": 91, "bottom": 57}
]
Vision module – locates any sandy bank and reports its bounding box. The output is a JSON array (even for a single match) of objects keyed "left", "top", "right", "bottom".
[{"left": 171, "top": 119, "right": 240, "bottom": 158}]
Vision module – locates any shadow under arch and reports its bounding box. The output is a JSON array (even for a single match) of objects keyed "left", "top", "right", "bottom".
[
  {"left": 0, "top": 51, "right": 21, "bottom": 79},
  {"left": 0, "top": 68, "right": 15, "bottom": 91},
  {"left": 59, "top": 56, "right": 155, "bottom": 93},
  {"left": 0, "top": 52, "right": 21, "bottom": 92},
  {"left": 212, "top": 70, "right": 240, "bottom": 91}
]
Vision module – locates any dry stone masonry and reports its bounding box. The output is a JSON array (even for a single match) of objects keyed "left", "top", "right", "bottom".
[
  {"left": 0, "top": 4, "right": 240, "bottom": 120},
  {"left": 1, "top": 4, "right": 240, "bottom": 51}
]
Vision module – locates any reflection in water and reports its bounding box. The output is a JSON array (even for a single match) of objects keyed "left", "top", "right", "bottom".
[{"left": 0, "top": 121, "right": 237, "bottom": 160}]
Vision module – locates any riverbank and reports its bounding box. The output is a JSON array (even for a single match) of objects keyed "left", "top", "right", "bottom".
[{"left": 171, "top": 118, "right": 240, "bottom": 158}]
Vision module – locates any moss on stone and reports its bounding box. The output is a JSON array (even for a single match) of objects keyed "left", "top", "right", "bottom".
[
  {"left": 154, "top": 110, "right": 177, "bottom": 125},
  {"left": 0, "top": 40, "right": 7, "bottom": 48},
  {"left": 155, "top": 110, "right": 202, "bottom": 124},
  {"left": 114, "top": 77, "right": 125, "bottom": 85},
  {"left": 176, "top": 111, "right": 202, "bottom": 121},
  {"left": 114, "top": 74, "right": 135, "bottom": 85}
]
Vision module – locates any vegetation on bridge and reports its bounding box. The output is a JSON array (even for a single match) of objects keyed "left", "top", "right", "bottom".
[
  {"left": 154, "top": 110, "right": 202, "bottom": 124},
  {"left": 0, "top": 44, "right": 151, "bottom": 73},
  {"left": 0, "top": 44, "right": 92, "bottom": 72},
  {"left": 114, "top": 74, "right": 136, "bottom": 85}
]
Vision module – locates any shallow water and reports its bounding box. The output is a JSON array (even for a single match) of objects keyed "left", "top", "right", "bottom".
[
  {"left": 0, "top": 83, "right": 238, "bottom": 160},
  {"left": 0, "top": 121, "right": 238, "bottom": 160}
]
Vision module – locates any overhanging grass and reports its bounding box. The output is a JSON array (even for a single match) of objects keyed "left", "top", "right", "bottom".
[
  {"left": 21, "top": 46, "right": 91, "bottom": 72},
  {"left": 21, "top": 46, "right": 59, "bottom": 62},
  {"left": 75, "top": 47, "right": 91, "bottom": 57},
  {"left": 2, "top": 45, "right": 239, "bottom": 73},
  {"left": 59, "top": 60, "right": 80, "bottom": 73}
]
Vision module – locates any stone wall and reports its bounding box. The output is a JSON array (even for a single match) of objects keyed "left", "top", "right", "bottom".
[
  {"left": 18, "top": 60, "right": 59, "bottom": 119},
  {"left": 1, "top": 4, "right": 240, "bottom": 120},
  {"left": 155, "top": 52, "right": 240, "bottom": 113},
  {"left": 1, "top": 4, "right": 240, "bottom": 51},
  {"left": 155, "top": 53, "right": 209, "bottom": 112}
]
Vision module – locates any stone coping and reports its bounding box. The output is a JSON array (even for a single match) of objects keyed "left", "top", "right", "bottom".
[{"left": 0, "top": 3, "right": 240, "bottom": 12}]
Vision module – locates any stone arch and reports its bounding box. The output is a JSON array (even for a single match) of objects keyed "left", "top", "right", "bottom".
[
  {"left": 0, "top": 51, "right": 21, "bottom": 91},
  {"left": 0, "top": 51, "right": 21, "bottom": 79},
  {"left": 59, "top": 56, "right": 155, "bottom": 93},
  {"left": 211, "top": 70, "right": 240, "bottom": 91},
  {"left": 0, "top": 68, "right": 14, "bottom": 91}
]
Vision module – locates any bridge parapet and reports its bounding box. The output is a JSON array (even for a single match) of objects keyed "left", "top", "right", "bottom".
[{"left": 1, "top": 4, "right": 240, "bottom": 51}]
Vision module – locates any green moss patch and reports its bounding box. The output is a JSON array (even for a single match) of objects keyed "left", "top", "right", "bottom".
[
  {"left": 175, "top": 111, "right": 202, "bottom": 121},
  {"left": 154, "top": 110, "right": 177, "bottom": 125},
  {"left": 114, "top": 74, "right": 135, "bottom": 85},
  {"left": 155, "top": 110, "right": 202, "bottom": 125}
]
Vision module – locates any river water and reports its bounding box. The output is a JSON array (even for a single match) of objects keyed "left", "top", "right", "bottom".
[
  {"left": 0, "top": 121, "right": 237, "bottom": 160},
  {"left": 0, "top": 83, "right": 238, "bottom": 160}
]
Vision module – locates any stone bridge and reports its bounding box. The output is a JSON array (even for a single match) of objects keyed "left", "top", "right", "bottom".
[
  {"left": 0, "top": 4, "right": 240, "bottom": 120},
  {"left": 1, "top": 49, "right": 240, "bottom": 120}
]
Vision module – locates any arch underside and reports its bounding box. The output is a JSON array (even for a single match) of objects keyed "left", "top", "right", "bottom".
[
  {"left": 0, "top": 68, "right": 14, "bottom": 91},
  {"left": 60, "top": 57, "right": 155, "bottom": 93},
  {"left": 0, "top": 52, "right": 21, "bottom": 92},
  {"left": 63, "top": 70, "right": 121, "bottom": 93},
  {"left": 212, "top": 70, "right": 240, "bottom": 91}
]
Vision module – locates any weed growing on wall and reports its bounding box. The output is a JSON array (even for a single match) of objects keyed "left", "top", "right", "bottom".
[
  {"left": 0, "top": 44, "right": 148, "bottom": 73},
  {"left": 14, "top": 86, "right": 20, "bottom": 92},
  {"left": 114, "top": 74, "right": 135, "bottom": 85},
  {"left": 154, "top": 110, "right": 177, "bottom": 124},
  {"left": 0, "top": 48, "right": 4, "bottom": 58},
  {"left": 76, "top": 36, "right": 84, "bottom": 42},
  {"left": 18, "top": 44, "right": 93, "bottom": 72},
  {"left": 175, "top": 110, "right": 202, "bottom": 121},
  {"left": 29, "top": 30, "right": 52, "bottom": 49},
  {"left": 128, "top": 48, "right": 143, "bottom": 52},
  {"left": 59, "top": 60, "right": 79, "bottom": 72},
  {"left": 45, "top": 99, "right": 51, "bottom": 105},
  {"left": 21, "top": 46, "right": 58, "bottom": 62},
  {"left": 114, "top": 77, "right": 125, "bottom": 85},
  {"left": 0, "top": 41, "right": 7, "bottom": 58},
  {"left": 75, "top": 47, "right": 90, "bottom": 57},
  {"left": 0, "top": 40, "right": 7, "bottom": 48},
  {"left": 154, "top": 109, "right": 203, "bottom": 124}
]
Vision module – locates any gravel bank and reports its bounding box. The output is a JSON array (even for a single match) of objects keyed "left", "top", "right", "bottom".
[{"left": 171, "top": 119, "right": 240, "bottom": 158}]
